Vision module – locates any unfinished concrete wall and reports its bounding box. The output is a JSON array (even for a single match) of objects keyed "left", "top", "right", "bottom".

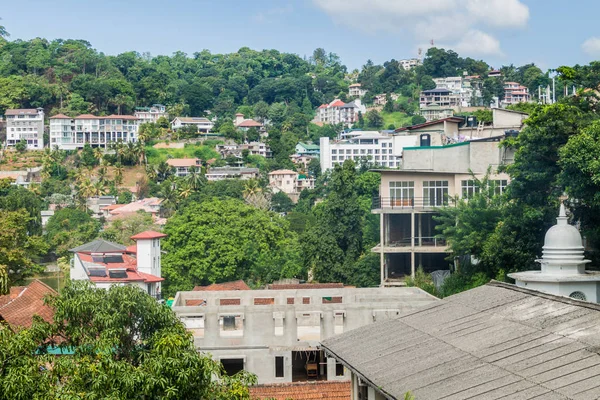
[{"left": 173, "top": 287, "right": 438, "bottom": 384}]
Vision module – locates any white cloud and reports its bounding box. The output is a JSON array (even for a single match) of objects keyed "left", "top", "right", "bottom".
[
  {"left": 453, "top": 30, "right": 503, "bottom": 56},
  {"left": 252, "top": 5, "right": 293, "bottom": 23},
  {"left": 312, "top": 0, "right": 529, "bottom": 57},
  {"left": 582, "top": 37, "right": 600, "bottom": 57}
]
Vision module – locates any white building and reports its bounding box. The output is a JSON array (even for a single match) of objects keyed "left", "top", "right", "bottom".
[
  {"left": 4, "top": 108, "right": 45, "bottom": 150},
  {"left": 316, "top": 99, "right": 366, "bottom": 126},
  {"left": 134, "top": 104, "right": 168, "bottom": 124},
  {"left": 69, "top": 231, "right": 166, "bottom": 296},
  {"left": 348, "top": 83, "right": 366, "bottom": 98},
  {"left": 49, "top": 114, "right": 139, "bottom": 150},
  {"left": 269, "top": 169, "right": 297, "bottom": 195},
  {"left": 502, "top": 82, "right": 530, "bottom": 107},
  {"left": 319, "top": 131, "right": 418, "bottom": 172},
  {"left": 399, "top": 58, "right": 421, "bottom": 70},
  {"left": 166, "top": 158, "right": 202, "bottom": 177},
  {"left": 509, "top": 205, "right": 600, "bottom": 303},
  {"left": 171, "top": 117, "right": 213, "bottom": 133},
  {"left": 205, "top": 167, "right": 259, "bottom": 181}
]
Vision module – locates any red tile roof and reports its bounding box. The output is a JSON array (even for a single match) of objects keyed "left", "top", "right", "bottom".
[
  {"left": 74, "top": 114, "right": 98, "bottom": 119},
  {"left": 130, "top": 231, "right": 167, "bottom": 240},
  {"left": 166, "top": 158, "right": 200, "bottom": 167},
  {"left": 49, "top": 113, "right": 72, "bottom": 119},
  {"left": 318, "top": 104, "right": 328, "bottom": 109},
  {"left": 193, "top": 280, "right": 250, "bottom": 291},
  {"left": 267, "top": 283, "right": 345, "bottom": 290},
  {"left": 0, "top": 280, "right": 57, "bottom": 328},
  {"left": 250, "top": 380, "right": 351, "bottom": 400},
  {"left": 237, "top": 119, "right": 263, "bottom": 128},
  {"left": 329, "top": 100, "right": 345, "bottom": 108},
  {"left": 126, "top": 245, "right": 137, "bottom": 253},
  {"left": 0, "top": 286, "right": 26, "bottom": 307},
  {"left": 77, "top": 251, "right": 163, "bottom": 284},
  {"left": 4, "top": 109, "right": 39, "bottom": 116}
]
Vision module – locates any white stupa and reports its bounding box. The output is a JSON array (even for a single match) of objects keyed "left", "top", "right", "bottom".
[{"left": 509, "top": 204, "right": 600, "bottom": 302}]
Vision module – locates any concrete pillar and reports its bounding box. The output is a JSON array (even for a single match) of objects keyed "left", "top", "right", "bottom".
[
  {"left": 352, "top": 373, "right": 358, "bottom": 400},
  {"left": 411, "top": 252, "right": 415, "bottom": 278},
  {"left": 285, "top": 309, "right": 297, "bottom": 345},
  {"left": 380, "top": 213, "right": 385, "bottom": 286},
  {"left": 411, "top": 211, "right": 416, "bottom": 278},
  {"left": 204, "top": 312, "right": 219, "bottom": 347},
  {"left": 322, "top": 311, "right": 334, "bottom": 340},
  {"left": 418, "top": 213, "right": 422, "bottom": 246}
]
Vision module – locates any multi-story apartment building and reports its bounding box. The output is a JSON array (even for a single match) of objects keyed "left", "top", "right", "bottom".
[
  {"left": 420, "top": 104, "right": 454, "bottom": 122},
  {"left": 419, "top": 88, "right": 462, "bottom": 108},
  {"left": 348, "top": 83, "right": 366, "bottom": 98},
  {"left": 428, "top": 76, "right": 482, "bottom": 108},
  {"left": 269, "top": 170, "right": 315, "bottom": 196},
  {"left": 134, "top": 104, "right": 168, "bottom": 124},
  {"left": 502, "top": 82, "right": 530, "bottom": 107},
  {"left": 4, "top": 108, "right": 45, "bottom": 150},
  {"left": 49, "top": 114, "right": 139, "bottom": 150},
  {"left": 172, "top": 285, "right": 438, "bottom": 384},
  {"left": 171, "top": 117, "right": 213, "bottom": 133},
  {"left": 316, "top": 99, "right": 366, "bottom": 126},
  {"left": 319, "top": 131, "right": 419, "bottom": 172},
  {"left": 399, "top": 58, "right": 421, "bottom": 70},
  {"left": 371, "top": 137, "right": 515, "bottom": 286}
]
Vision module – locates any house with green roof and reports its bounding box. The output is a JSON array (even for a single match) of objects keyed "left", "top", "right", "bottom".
[{"left": 295, "top": 142, "right": 320, "bottom": 156}]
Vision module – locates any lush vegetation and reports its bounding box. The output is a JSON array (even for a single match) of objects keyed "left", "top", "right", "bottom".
[{"left": 0, "top": 283, "right": 255, "bottom": 399}]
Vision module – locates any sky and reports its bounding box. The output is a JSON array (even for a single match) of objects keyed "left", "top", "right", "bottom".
[{"left": 2, "top": 0, "right": 599, "bottom": 71}]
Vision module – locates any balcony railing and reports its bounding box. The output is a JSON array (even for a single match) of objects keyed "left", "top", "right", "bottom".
[
  {"left": 372, "top": 197, "right": 454, "bottom": 210},
  {"left": 384, "top": 237, "right": 447, "bottom": 247}
]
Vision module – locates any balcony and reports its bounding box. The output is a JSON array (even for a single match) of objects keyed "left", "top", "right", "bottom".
[{"left": 372, "top": 197, "right": 454, "bottom": 212}]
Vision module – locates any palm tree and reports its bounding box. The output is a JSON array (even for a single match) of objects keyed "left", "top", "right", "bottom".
[
  {"left": 157, "top": 161, "right": 174, "bottom": 182},
  {"left": 178, "top": 183, "right": 192, "bottom": 199},
  {"left": 185, "top": 166, "right": 206, "bottom": 191},
  {"left": 160, "top": 179, "right": 178, "bottom": 217},
  {"left": 243, "top": 179, "right": 262, "bottom": 198},
  {"left": 145, "top": 164, "right": 158, "bottom": 181},
  {"left": 93, "top": 147, "right": 104, "bottom": 164},
  {"left": 97, "top": 166, "right": 108, "bottom": 183},
  {"left": 114, "top": 163, "right": 124, "bottom": 186}
]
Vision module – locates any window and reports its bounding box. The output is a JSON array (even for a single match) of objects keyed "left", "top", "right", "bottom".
[
  {"left": 461, "top": 180, "right": 479, "bottom": 199},
  {"left": 375, "top": 149, "right": 380, "bottom": 154},
  {"left": 331, "top": 150, "right": 337, "bottom": 154},
  {"left": 346, "top": 149, "right": 351, "bottom": 154},
  {"left": 360, "top": 149, "right": 366, "bottom": 154},
  {"left": 336, "top": 362, "right": 345, "bottom": 377},
  {"left": 182, "top": 315, "right": 205, "bottom": 337},
  {"left": 275, "top": 356, "right": 285, "bottom": 378},
  {"left": 367, "top": 149, "right": 373, "bottom": 154},
  {"left": 570, "top": 291, "right": 587, "bottom": 301},
  {"left": 492, "top": 179, "right": 508, "bottom": 195},
  {"left": 423, "top": 181, "right": 449, "bottom": 206},
  {"left": 389, "top": 181, "right": 414, "bottom": 206},
  {"left": 220, "top": 358, "right": 244, "bottom": 376},
  {"left": 219, "top": 315, "right": 244, "bottom": 337},
  {"left": 353, "top": 149, "right": 359, "bottom": 154},
  {"left": 382, "top": 143, "right": 387, "bottom": 148},
  {"left": 332, "top": 156, "right": 337, "bottom": 161}
]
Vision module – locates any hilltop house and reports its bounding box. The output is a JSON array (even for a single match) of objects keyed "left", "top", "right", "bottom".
[
  {"left": 171, "top": 117, "right": 213, "bottom": 133},
  {"left": 69, "top": 231, "right": 166, "bottom": 296},
  {"left": 134, "top": 104, "right": 168, "bottom": 124},
  {"left": 166, "top": 158, "right": 202, "bottom": 177},
  {"left": 269, "top": 169, "right": 315, "bottom": 198},
  {"left": 316, "top": 99, "right": 366, "bottom": 125},
  {"left": 348, "top": 83, "right": 366, "bottom": 98},
  {"left": 234, "top": 114, "right": 264, "bottom": 132},
  {"left": 4, "top": 108, "right": 45, "bottom": 150}
]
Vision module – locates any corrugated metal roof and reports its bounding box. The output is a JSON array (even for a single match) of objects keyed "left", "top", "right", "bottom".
[
  {"left": 70, "top": 239, "right": 126, "bottom": 253},
  {"left": 322, "top": 281, "right": 600, "bottom": 400}
]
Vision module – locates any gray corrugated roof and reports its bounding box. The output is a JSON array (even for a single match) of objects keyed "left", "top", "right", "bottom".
[
  {"left": 322, "top": 281, "right": 600, "bottom": 400},
  {"left": 70, "top": 239, "right": 126, "bottom": 253}
]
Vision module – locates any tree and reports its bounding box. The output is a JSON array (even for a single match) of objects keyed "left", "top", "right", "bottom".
[
  {"left": 161, "top": 199, "right": 304, "bottom": 295},
  {"left": 15, "top": 139, "right": 27, "bottom": 152},
  {"left": 0, "top": 283, "right": 256, "bottom": 399},
  {"left": 383, "top": 93, "right": 394, "bottom": 113},
  {"left": 271, "top": 191, "right": 294, "bottom": 213},
  {"left": 303, "top": 160, "right": 365, "bottom": 283},
  {"left": 411, "top": 115, "right": 426, "bottom": 125},
  {"left": 80, "top": 144, "right": 98, "bottom": 167},
  {"left": 366, "top": 109, "right": 383, "bottom": 128},
  {"left": 0, "top": 209, "right": 47, "bottom": 288},
  {"left": 45, "top": 207, "right": 100, "bottom": 258},
  {"left": 0, "top": 185, "right": 43, "bottom": 235},
  {"left": 100, "top": 211, "right": 159, "bottom": 245}
]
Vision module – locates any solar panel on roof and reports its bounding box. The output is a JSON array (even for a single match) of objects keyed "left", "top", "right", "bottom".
[
  {"left": 92, "top": 255, "right": 104, "bottom": 263},
  {"left": 88, "top": 269, "right": 107, "bottom": 277},
  {"left": 109, "top": 270, "right": 127, "bottom": 279},
  {"left": 103, "top": 255, "right": 124, "bottom": 264}
]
